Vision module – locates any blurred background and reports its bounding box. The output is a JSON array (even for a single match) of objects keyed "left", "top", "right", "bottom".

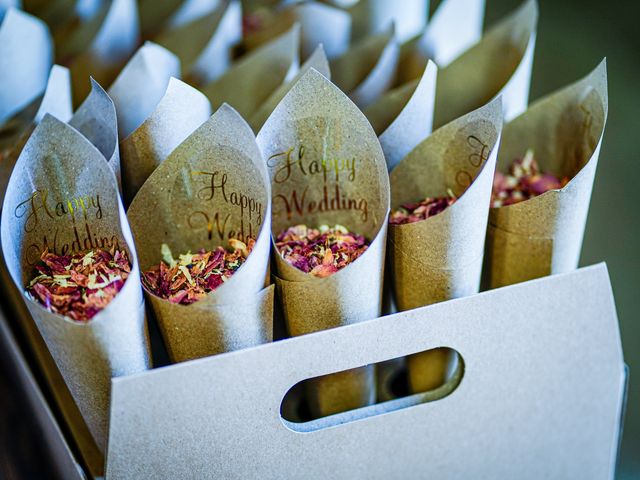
[{"left": 0, "top": 0, "right": 638, "bottom": 478}]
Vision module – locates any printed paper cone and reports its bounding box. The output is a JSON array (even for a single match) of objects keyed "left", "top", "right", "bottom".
[
  {"left": 62, "top": 0, "right": 140, "bottom": 105},
  {"left": 330, "top": 25, "right": 399, "bottom": 108},
  {"left": 0, "top": 115, "right": 151, "bottom": 453},
  {"left": 69, "top": 79, "right": 121, "bottom": 189},
  {"left": 364, "top": 60, "right": 437, "bottom": 171},
  {"left": 484, "top": 60, "right": 608, "bottom": 289},
  {"left": 0, "top": 65, "right": 72, "bottom": 206},
  {"left": 155, "top": 0, "right": 242, "bottom": 86},
  {"left": 387, "top": 98, "right": 502, "bottom": 392},
  {"left": 257, "top": 69, "right": 390, "bottom": 417},
  {"left": 433, "top": 0, "right": 537, "bottom": 128},
  {"left": 348, "top": 0, "right": 427, "bottom": 43},
  {"left": 107, "top": 42, "right": 181, "bottom": 140},
  {"left": 244, "top": 1, "right": 351, "bottom": 60},
  {"left": 0, "top": 8, "right": 53, "bottom": 123},
  {"left": 128, "top": 104, "right": 273, "bottom": 362},
  {"left": 201, "top": 23, "right": 300, "bottom": 119},
  {"left": 397, "top": 0, "right": 484, "bottom": 84},
  {"left": 119, "top": 77, "right": 211, "bottom": 205},
  {"left": 249, "top": 44, "right": 330, "bottom": 132}
]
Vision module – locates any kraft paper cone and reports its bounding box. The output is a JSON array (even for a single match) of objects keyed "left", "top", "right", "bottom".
[
  {"left": 201, "top": 23, "right": 300, "bottom": 119},
  {"left": 387, "top": 98, "right": 502, "bottom": 393},
  {"left": 348, "top": 0, "right": 427, "bottom": 43},
  {"left": 0, "top": 8, "right": 53, "bottom": 123},
  {"left": 484, "top": 60, "right": 608, "bottom": 289},
  {"left": 0, "top": 65, "right": 72, "bottom": 206},
  {"left": 433, "top": 0, "right": 537, "bottom": 128},
  {"left": 364, "top": 60, "right": 437, "bottom": 171},
  {"left": 245, "top": 1, "right": 351, "bottom": 59},
  {"left": 155, "top": 0, "right": 242, "bottom": 85},
  {"left": 0, "top": 115, "right": 151, "bottom": 453},
  {"left": 249, "top": 44, "right": 330, "bottom": 132},
  {"left": 120, "top": 77, "right": 211, "bottom": 205},
  {"left": 330, "top": 25, "right": 399, "bottom": 108},
  {"left": 397, "top": 0, "right": 484, "bottom": 84},
  {"left": 107, "top": 42, "right": 181, "bottom": 140},
  {"left": 257, "top": 69, "right": 390, "bottom": 417},
  {"left": 128, "top": 104, "right": 273, "bottom": 362}
]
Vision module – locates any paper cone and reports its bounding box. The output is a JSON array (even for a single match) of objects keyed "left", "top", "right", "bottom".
[
  {"left": 433, "top": 0, "right": 537, "bottom": 128},
  {"left": 257, "top": 69, "right": 390, "bottom": 417},
  {"left": 250, "top": 44, "right": 330, "bottom": 132},
  {"left": 155, "top": 0, "right": 242, "bottom": 85},
  {"left": 61, "top": 0, "right": 140, "bottom": 105},
  {"left": 397, "top": 0, "right": 484, "bottom": 84},
  {"left": 0, "top": 8, "right": 53, "bottom": 123},
  {"left": 244, "top": 1, "right": 351, "bottom": 59},
  {"left": 484, "top": 60, "right": 608, "bottom": 289},
  {"left": 128, "top": 104, "right": 273, "bottom": 362},
  {"left": 0, "top": 65, "right": 72, "bottom": 206},
  {"left": 0, "top": 115, "right": 151, "bottom": 453},
  {"left": 348, "top": 0, "right": 427, "bottom": 43},
  {"left": 330, "top": 24, "right": 399, "bottom": 108},
  {"left": 69, "top": 79, "right": 121, "bottom": 190},
  {"left": 201, "top": 23, "right": 300, "bottom": 119},
  {"left": 364, "top": 60, "right": 437, "bottom": 171},
  {"left": 119, "top": 77, "right": 211, "bottom": 205},
  {"left": 139, "top": 0, "right": 220, "bottom": 37},
  {"left": 387, "top": 98, "right": 502, "bottom": 392}
]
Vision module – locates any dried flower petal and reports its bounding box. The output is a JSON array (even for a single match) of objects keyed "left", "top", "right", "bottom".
[
  {"left": 275, "top": 224, "right": 368, "bottom": 278},
  {"left": 491, "top": 149, "right": 570, "bottom": 207},
  {"left": 25, "top": 247, "right": 131, "bottom": 322},
  {"left": 142, "top": 238, "right": 255, "bottom": 305},
  {"left": 389, "top": 190, "right": 457, "bottom": 225}
]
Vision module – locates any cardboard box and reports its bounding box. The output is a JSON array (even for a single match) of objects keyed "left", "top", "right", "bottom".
[{"left": 1, "top": 263, "right": 627, "bottom": 479}]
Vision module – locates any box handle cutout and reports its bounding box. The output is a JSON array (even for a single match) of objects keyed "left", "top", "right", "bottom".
[{"left": 280, "top": 348, "right": 464, "bottom": 432}]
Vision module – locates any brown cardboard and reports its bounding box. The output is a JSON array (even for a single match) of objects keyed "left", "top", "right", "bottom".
[
  {"left": 433, "top": 0, "right": 537, "bottom": 128},
  {"left": 257, "top": 68, "right": 390, "bottom": 417},
  {"left": 154, "top": 0, "right": 241, "bottom": 85},
  {"left": 484, "top": 60, "right": 608, "bottom": 289},
  {"left": 364, "top": 60, "right": 437, "bottom": 170},
  {"left": 119, "top": 77, "right": 211, "bottom": 205},
  {"left": 0, "top": 115, "right": 151, "bottom": 453},
  {"left": 201, "top": 23, "right": 300, "bottom": 119},
  {"left": 348, "top": 0, "right": 427, "bottom": 43},
  {"left": 249, "top": 44, "right": 331, "bottom": 132},
  {"left": 0, "top": 8, "right": 53, "bottom": 123},
  {"left": 244, "top": 1, "right": 351, "bottom": 59},
  {"left": 127, "top": 104, "right": 273, "bottom": 363},
  {"left": 106, "top": 264, "right": 625, "bottom": 479},
  {"left": 397, "top": 0, "right": 484, "bottom": 84},
  {"left": 329, "top": 25, "right": 399, "bottom": 108}
]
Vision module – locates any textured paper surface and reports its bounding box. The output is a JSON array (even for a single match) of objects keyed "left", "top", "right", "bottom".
[
  {"left": 349, "top": 0, "right": 428, "bottom": 43},
  {"left": 155, "top": 0, "right": 241, "bottom": 85},
  {"left": 107, "top": 264, "right": 625, "bottom": 480},
  {"left": 245, "top": 1, "right": 351, "bottom": 59},
  {"left": 0, "top": 115, "right": 150, "bottom": 453},
  {"left": 201, "top": 23, "right": 300, "bottom": 119},
  {"left": 0, "top": 65, "right": 72, "bottom": 206},
  {"left": 397, "top": 0, "right": 484, "bottom": 84},
  {"left": 330, "top": 25, "right": 399, "bottom": 108},
  {"left": 120, "top": 77, "right": 211, "bottom": 205},
  {"left": 484, "top": 60, "right": 608, "bottom": 289},
  {"left": 257, "top": 68, "right": 390, "bottom": 416},
  {"left": 364, "top": 60, "right": 437, "bottom": 170},
  {"left": 433, "top": 0, "right": 537, "bottom": 128},
  {"left": 250, "top": 45, "right": 330, "bottom": 132},
  {"left": 0, "top": 8, "right": 53, "bottom": 123},
  {"left": 69, "top": 79, "right": 121, "bottom": 189},
  {"left": 128, "top": 104, "right": 273, "bottom": 362},
  {"left": 63, "top": 0, "right": 140, "bottom": 104},
  {"left": 107, "top": 42, "right": 181, "bottom": 140}
]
